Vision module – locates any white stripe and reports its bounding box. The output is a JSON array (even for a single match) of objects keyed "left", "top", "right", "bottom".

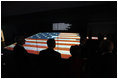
[
  {"left": 52, "top": 36, "right": 59, "bottom": 38},
  {"left": 25, "top": 47, "right": 45, "bottom": 51},
  {"left": 26, "top": 39, "right": 80, "bottom": 44},
  {"left": 26, "top": 39, "right": 47, "bottom": 42},
  {"left": 7, "top": 44, "right": 15, "bottom": 48},
  {"left": 56, "top": 41, "right": 80, "bottom": 44},
  {"left": 55, "top": 50, "right": 71, "bottom": 55}
]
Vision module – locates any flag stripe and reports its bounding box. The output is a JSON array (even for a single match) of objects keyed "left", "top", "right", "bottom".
[
  {"left": 26, "top": 41, "right": 79, "bottom": 46},
  {"left": 26, "top": 39, "right": 80, "bottom": 44}
]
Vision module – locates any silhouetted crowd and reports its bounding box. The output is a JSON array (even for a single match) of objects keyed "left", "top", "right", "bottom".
[{"left": 1, "top": 34, "right": 117, "bottom": 78}]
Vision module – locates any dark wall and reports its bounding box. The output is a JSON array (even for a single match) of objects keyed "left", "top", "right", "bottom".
[{"left": 87, "top": 2, "right": 117, "bottom": 35}]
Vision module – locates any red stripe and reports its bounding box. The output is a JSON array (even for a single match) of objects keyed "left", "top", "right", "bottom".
[{"left": 61, "top": 54, "right": 71, "bottom": 59}]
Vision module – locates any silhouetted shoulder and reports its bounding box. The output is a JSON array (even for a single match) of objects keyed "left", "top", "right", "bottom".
[
  {"left": 39, "top": 49, "right": 48, "bottom": 57},
  {"left": 14, "top": 44, "right": 27, "bottom": 54},
  {"left": 40, "top": 48, "right": 60, "bottom": 55},
  {"left": 40, "top": 49, "right": 48, "bottom": 53},
  {"left": 54, "top": 50, "right": 61, "bottom": 55},
  {"left": 39, "top": 48, "right": 61, "bottom": 60}
]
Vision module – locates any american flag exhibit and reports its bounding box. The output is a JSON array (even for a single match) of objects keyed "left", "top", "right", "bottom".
[{"left": 5, "top": 32, "right": 80, "bottom": 59}]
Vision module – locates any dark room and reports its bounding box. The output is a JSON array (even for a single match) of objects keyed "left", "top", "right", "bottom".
[{"left": 1, "top": 1, "right": 117, "bottom": 78}]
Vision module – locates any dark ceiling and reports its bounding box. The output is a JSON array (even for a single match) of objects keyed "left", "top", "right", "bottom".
[{"left": 1, "top": 1, "right": 113, "bottom": 17}]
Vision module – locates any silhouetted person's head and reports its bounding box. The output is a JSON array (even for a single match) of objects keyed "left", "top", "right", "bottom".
[
  {"left": 80, "top": 38, "right": 87, "bottom": 45},
  {"left": 98, "top": 40, "right": 114, "bottom": 52},
  {"left": 47, "top": 39, "right": 55, "bottom": 49},
  {"left": 70, "top": 45, "right": 81, "bottom": 57},
  {"left": 15, "top": 36, "right": 25, "bottom": 45}
]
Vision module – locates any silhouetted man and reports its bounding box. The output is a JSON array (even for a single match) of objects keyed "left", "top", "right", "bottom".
[
  {"left": 79, "top": 37, "right": 88, "bottom": 59},
  {"left": 39, "top": 39, "right": 61, "bottom": 77},
  {"left": 89, "top": 40, "right": 117, "bottom": 78},
  {"left": 98, "top": 40, "right": 116, "bottom": 78},
  {"left": 68, "top": 45, "right": 85, "bottom": 77},
  {"left": 14, "top": 36, "right": 27, "bottom": 56},
  {"left": 13, "top": 36, "right": 30, "bottom": 77}
]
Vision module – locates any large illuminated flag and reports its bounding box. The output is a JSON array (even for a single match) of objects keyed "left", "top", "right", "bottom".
[{"left": 5, "top": 32, "right": 80, "bottom": 59}]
